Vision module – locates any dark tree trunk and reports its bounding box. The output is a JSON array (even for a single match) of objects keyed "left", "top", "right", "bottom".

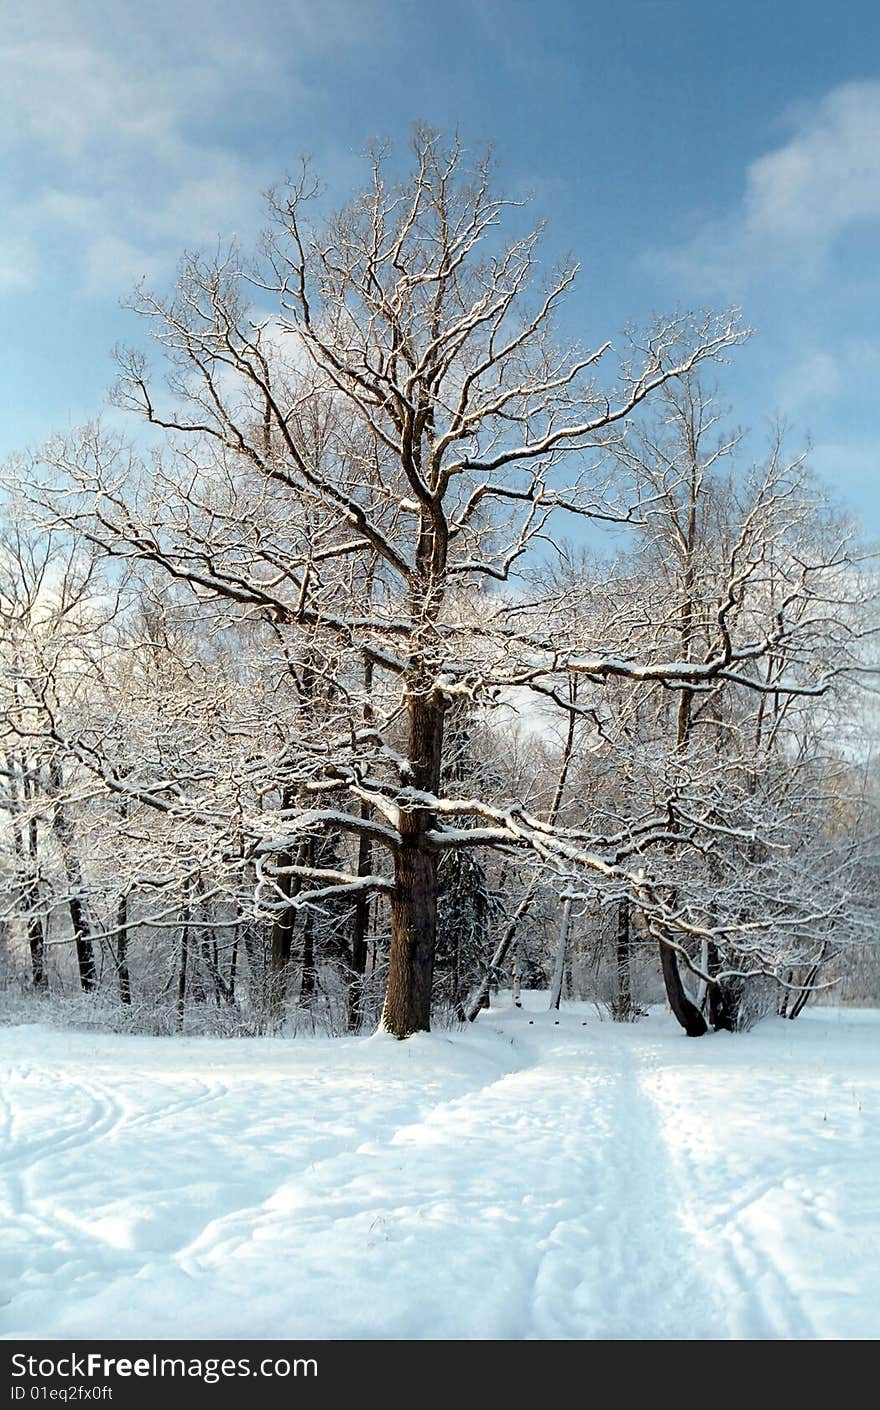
[
  {"left": 300, "top": 910, "right": 316, "bottom": 1003},
  {"left": 200, "top": 942, "right": 222, "bottom": 1006},
  {"left": 12, "top": 761, "right": 47, "bottom": 992},
  {"left": 383, "top": 834, "right": 438, "bottom": 1037},
  {"left": 451, "top": 919, "right": 466, "bottom": 1022},
  {"left": 113, "top": 794, "right": 132, "bottom": 1004},
  {"left": 24, "top": 840, "right": 47, "bottom": 994},
  {"left": 789, "top": 949, "right": 826, "bottom": 1020},
  {"left": 659, "top": 940, "right": 707, "bottom": 1037},
  {"left": 381, "top": 688, "right": 444, "bottom": 1038},
  {"left": 706, "top": 941, "right": 735, "bottom": 1031},
  {"left": 269, "top": 845, "right": 301, "bottom": 1015},
  {"left": 67, "top": 893, "right": 97, "bottom": 993},
  {"left": 549, "top": 895, "right": 572, "bottom": 1011},
  {"left": 48, "top": 760, "right": 97, "bottom": 993},
  {"left": 227, "top": 932, "right": 239, "bottom": 1005},
  {"left": 115, "top": 892, "right": 132, "bottom": 1006},
  {"left": 349, "top": 651, "right": 375, "bottom": 1032},
  {"left": 613, "top": 898, "right": 634, "bottom": 1021},
  {"left": 347, "top": 813, "right": 372, "bottom": 1032},
  {"left": 242, "top": 921, "right": 264, "bottom": 1003},
  {"left": 193, "top": 882, "right": 224, "bottom": 1006},
  {"left": 789, "top": 978, "right": 816, "bottom": 1021},
  {"left": 177, "top": 909, "right": 190, "bottom": 1032},
  {"left": 466, "top": 889, "right": 531, "bottom": 1020},
  {"left": 27, "top": 906, "right": 47, "bottom": 992}
]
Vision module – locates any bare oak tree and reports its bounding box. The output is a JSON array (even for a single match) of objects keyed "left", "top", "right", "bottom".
[{"left": 23, "top": 129, "right": 870, "bottom": 1036}]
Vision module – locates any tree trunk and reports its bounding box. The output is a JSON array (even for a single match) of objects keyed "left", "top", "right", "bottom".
[
  {"left": 347, "top": 812, "right": 372, "bottom": 1032},
  {"left": 268, "top": 844, "right": 302, "bottom": 1016},
  {"left": 695, "top": 937, "right": 710, "bottom": 1012},
  {"left": 789, "top": 946, "right": 826, "bottom": 1020},
  {"left": 659, "top": 940, "right": 707, "bottom": 1036},
  {"left": 613, "top": 898, "right": 634, "bottom": 1020},
  {"left": 242, "top": 919, "right": 265, "bottom": 1007},
  {"left": 11, "top": 757, "right": 48, "bottom": 993},
  {"left": 115, "top": 891, "right": 132, "bottom": 1006},
  {"left": 465, "top": 886, "right": 532, "bottom": 1020},
  {"left": 190, "top": 892, "right": 226, "bottom": 1008},
  {"left": 380, "top": 688, "right": 443, "bottom": 1038},
  {"left": 549, "top": 895, "right": 572, "bottom": 1011},
  {"left": 48, "top": 760, "right": 97, "bottom": 993},
  {"left": 450, "top": 917, "right": 466, "bottom": 1023},
  {"left": 300, "top": 909, "right": 316, "bottom": 1003},
  {"left": 706, "top": 941, "right": 736, "bottom": 1031},
  {"left": 67, "top": 892, "right": 98, "bottom": 993},
  {"left": 27, "top": 904, "right": 47, "bottom": 992},
  {"left": 177, "top": 907, "right": 190, "bottom": 1032},
  {"left": 382, "top": 834, "right": 438, "bottom": 1037},
  {"left": 227, "top": 932, "right": 239, "bottom": 1005},
  {"left": 349, "top": 649, "right": 375, "bottom": 1031}
]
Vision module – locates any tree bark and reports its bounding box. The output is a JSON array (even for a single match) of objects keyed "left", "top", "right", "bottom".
[
  {"left": 48, "top": 759, "right": 97, "bottom": 992},
  {"left": 9, "top": 758, "right": 47, "bottom": 992},
  {"left": 549, "top": 895, "right": 572, "bottom": 1011},
  {"left": 176, "top": 906, "right": 190, "bottom": 1032},
  {"left": 241, "top": 919, "right": 264, "bottom": 1005},
  {"left": 268, "top": 840, "right": 306, "bottom": 1015},
  {"left": 300, "top": 909, "right": 316, "bottom": 1003},
  {"left": 380, "top": 687, "right": 443, "bottom": 1038},
  {"left": 789, "top": 945, "right": 827, "bottom": 1020},
  {"left": 659, "top": 940, "right": 707, "bottom": 1036},
  {"left": 347, "top": 811, "right": 372, "bottom": 1032},
  {"left": 115, "top": 891, "right": 132, "bottom": 1006},
  {"left": 67, "top": 892, "right": 98, "bottom": 993},
  {"left": 613, "top": 898, "right": 634, "bottom": 1020},
  {"left": 26, "top": 898, "right": 47, "bottom": 992},
  {"left": 383, "top": 835, "right": 437, "bottom": 1037},
  {"left": 706, "top": 940, "right": 736, "bottom": 1031},
  {"left": 465, "top": 886, "right": 531, "bottom": 1020},
  {"left": 227, "top": 932, "right": 239, "bottom": 1005}
]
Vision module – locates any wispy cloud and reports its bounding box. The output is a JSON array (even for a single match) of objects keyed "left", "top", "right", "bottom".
[
  {"left": 776, "top": 350, "right": 842, "bottom": 416},
  {"left": 649, "top": 80, "right": 880, "bottom": 293},
  {"left": 0, "top": 0, "right": 366, "bottom": 298},
  {"left": 745, "top": 83, "right": 880, "bottom": 248},
  {"left": 775, "top": 337, "right": 880, "bottom": 418},
  {"left": 810, "top": 437, "right": 880, "bottom": 520}
]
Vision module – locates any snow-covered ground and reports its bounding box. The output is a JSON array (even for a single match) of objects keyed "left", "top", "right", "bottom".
[{"left": 1, "top": 1000, "right": 877, "bottom": 1340}]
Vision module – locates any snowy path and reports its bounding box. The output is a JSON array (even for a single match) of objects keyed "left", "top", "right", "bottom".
[{"left": 0, "top": 1004, "right": 877, "bottom": 1340}]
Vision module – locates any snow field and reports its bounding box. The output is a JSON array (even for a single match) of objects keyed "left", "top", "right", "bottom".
[{"left": 0, "top": 1002, "right": 877, "bottom": 1340}]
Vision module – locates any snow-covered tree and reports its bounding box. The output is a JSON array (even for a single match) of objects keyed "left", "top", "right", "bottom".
[{"left": 9, "top": 128, "right": 875, "bottom": 1038}]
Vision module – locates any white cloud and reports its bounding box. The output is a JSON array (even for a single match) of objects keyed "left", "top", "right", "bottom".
[
  {"left": 745, "top": 83, "right": 880, "bottom": 248},
  {"left": 775, "top": 337, "right": 880, "bottom": 421},
  {"left": 0, "top": 1, "right": 361, "bottom": 298},
  {"left": 650, "top": 81, "right": 880, "bottom": 292}
]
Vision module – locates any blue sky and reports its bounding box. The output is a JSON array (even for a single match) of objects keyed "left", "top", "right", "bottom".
[{"left": 2, "top": 0, "right": 879, "bottom": 532}]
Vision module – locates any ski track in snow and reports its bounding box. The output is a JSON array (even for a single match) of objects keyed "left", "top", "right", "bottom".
[{"left": 0, "top": 1005, "right": 877, "bottom": 1340}]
